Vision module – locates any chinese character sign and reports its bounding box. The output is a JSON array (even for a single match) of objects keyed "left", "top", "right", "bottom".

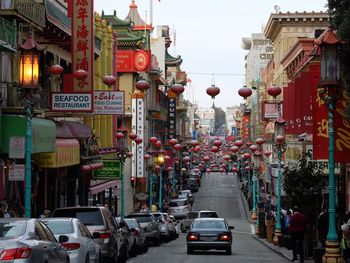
[
  {"left": 168, "top": 97, "right": 176, "bottom": 140},
  {"left": 132, "top": 94, "right": 145, "bottom": 178}
]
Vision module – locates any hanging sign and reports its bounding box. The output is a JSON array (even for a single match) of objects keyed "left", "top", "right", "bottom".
[{"left": 94, "top": 91, "right": 124, "bottom": 115}]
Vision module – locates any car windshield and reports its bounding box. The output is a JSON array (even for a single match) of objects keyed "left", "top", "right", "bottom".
[
  {"left": 169, "top": 200, "right": 188, "bottom": 207},
  {"left": 52, "top": 209, "right": 104, "bottom": 226},
  {"left": 0, "top": 221, "right": 26, "bottom": 238},
  {"left": 124, "top": 219, "right": 139, "bottom": 229},
  {"left": 125, "top": 215, "right": 153, "bottom": 223},
  {"left": 178, "top": 194, "right": 187, "bottom": 199},
  {"left": 200, "top": 212, "right": 218, "bottom": 218},
  {"left": 187, "top": 212, "right": 199, "bottom": 219},
  {"left": 153, "top": 214, "right": 163, "bottom": 222},
  {"left": 192, "top": 220, "right": 226, "bottom": 229},
  {"left": 45, "top": 221, "right": 74, "bottom": 234}
]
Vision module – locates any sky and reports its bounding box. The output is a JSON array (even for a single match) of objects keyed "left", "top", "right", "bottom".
[{"left": 94, "top": 0, "right": 328, "bottom": 109}]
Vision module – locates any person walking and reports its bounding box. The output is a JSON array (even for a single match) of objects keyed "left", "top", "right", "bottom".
[
  {"left": 340, "top": 224, "right": 350, "bottom": 263},
  {"left": 289, "top": 206, "right": 307, "bottom": 262}
]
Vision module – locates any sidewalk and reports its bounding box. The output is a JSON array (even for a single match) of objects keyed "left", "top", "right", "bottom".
[{"left": 239, "top": 181, "right": 314, "bottom": 262}]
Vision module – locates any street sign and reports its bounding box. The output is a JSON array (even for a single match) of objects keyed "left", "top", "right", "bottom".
[
  {"left": 92, "top": 160, "right": 122, "bottom": 180},
  {"left": 94, "top": 91, "right": 124, "bottom": 114},
  {"left": 9, "top": 136, "right": 25, "bottom": 159},
  {"left": 9, "top": 164, "right": 24, "bottom": 181}
]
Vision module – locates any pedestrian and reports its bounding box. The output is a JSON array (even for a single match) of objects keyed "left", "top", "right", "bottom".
[
  {"left": 341, "top": 223, "right": 350, "bottom": 263},
  {"left": 140, "top": 203, "right": 150, "bottom": 213},
  {"left": 289, "top": 206, "right": 307, "bottom": 262},
  {"left": 317, "top": 206, "right": 329, "bottom": 247}
]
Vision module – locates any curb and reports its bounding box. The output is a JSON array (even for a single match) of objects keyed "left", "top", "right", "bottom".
[{"left": 253, "top": 235, "right": 293, "bottom": 262}]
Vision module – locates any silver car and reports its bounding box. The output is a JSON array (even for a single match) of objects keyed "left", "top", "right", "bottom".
[
  {"left": 152, "top": 212, "right": 170, "bottom": 242},
  {"left": 42, "top": 218, "right": 101, "bottom": 263},
  {"left": 0, "top": 218, "right": 69, "bottom": 262},
  {"left": 168, "top": 198, "right": 191, "bottom": 219},
  {"left": 123, "top": 218, "right": 148, "bottom": 254}
]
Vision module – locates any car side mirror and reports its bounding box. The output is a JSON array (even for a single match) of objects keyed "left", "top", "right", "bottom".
[
  {"left": 229, "top": 226, "right": 235, "bottom": 230},
  {"left": 92, "top": 232, "right": 101, "bottom": 239},
  {"left": 58, "top": 235, "right": 69, "bottom": 243},
  {"left": 119, "top": 221, "right": 126, "bottom": 228}
]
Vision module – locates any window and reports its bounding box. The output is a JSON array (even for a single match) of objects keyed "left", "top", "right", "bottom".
[
  {"left": 53, "top": 208, "right": 104, "bottom": 226},
  {"left": 0, "top": 221, "right": 26, "bottom": 238},
  {"left": 78, "top": 222, "right": 91, "bottom": 238},
  {"left": 40, "top": 222, "right": 55, "bottom": 242},
  {"left": 35, "top": 221, "right": 48, "bottom": 241},
  {"left": 44, "top": 220, "right": 74, "bottom": 235}
]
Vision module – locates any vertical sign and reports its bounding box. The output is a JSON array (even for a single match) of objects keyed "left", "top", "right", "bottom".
[
  {"left": 71, "top": 0, "right": 94, "bottom": 94},
  {"left": 132, "top": 94, "right": 145, "bottom": 178},
  {"left": 168, "top": 94, "right": 176, "bottom": 140}
]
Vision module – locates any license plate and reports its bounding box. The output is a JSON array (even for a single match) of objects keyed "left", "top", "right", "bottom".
[{"left": 202, "top": 236, "right": 215, "bottom": 241}]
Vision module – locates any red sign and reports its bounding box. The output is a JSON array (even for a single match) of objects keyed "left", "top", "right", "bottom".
[
  {"left": 312, "top": 81, "right": 350, "bottom": 162},
  {"left": 116, "top": 50, "right": 150, "bottom": 72},
  {"left": 241, "top": 115, "right": 250, "bottom": 139}
]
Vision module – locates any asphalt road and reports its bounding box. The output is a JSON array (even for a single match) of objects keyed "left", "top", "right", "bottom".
[{"left": 128, "top": 172, "right": 289, "bottom": 263}]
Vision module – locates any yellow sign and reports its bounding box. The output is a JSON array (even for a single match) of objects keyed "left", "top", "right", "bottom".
[
  {"left": 167, "top": 90, "right": 176, "bottom": 98},
  {"left": 34, "top": 139, "right": 80, "bottom": 168}
]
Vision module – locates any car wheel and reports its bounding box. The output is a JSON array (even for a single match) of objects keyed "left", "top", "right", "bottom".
[
  {"left": 180, "top": 224, "right": 186, "bottom": 233},
  {"left": 225, "top": 247, "right": 232, "bottom": 255},
  {"left": 187, "top": 246, "right": 193, "bottom": 254}
]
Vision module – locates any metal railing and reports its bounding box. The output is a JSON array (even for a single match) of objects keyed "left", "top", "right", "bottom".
[
  {"left": 0, "top": 0, "right": 45, "bottom": 28},
  {"left": 0, "top": 17, "right": 16, "bottom": 48}
]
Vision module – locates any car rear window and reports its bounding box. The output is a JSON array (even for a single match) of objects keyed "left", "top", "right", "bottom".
[
  {"left": 124, "top": 219, "right": 138, "bottom": 229},
  {"left": 192, "top": 220, "right": 226, "bottom": 229},
  {"left": 125, "top": 214, "right": 153, "bottom": 223},
  {"left": 153, "top": 214, "right": 163, "bottom": 222},
  {"left": 200, "top": 212, "right": 218, "bottom": 218},
  {"left": 45, "top": 221, "right": 74, "bottom": 234},
  {"left": 0, "top": 221, "right": 26, "bottom": 238},
  {"left": 52, "top": 209, "right": 104, "bottom": 226},
  {"left": 169, "top": 200, "right": 188, "bottom": 207}
]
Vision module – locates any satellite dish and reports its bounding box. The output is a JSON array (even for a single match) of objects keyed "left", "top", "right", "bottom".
[{"left": 274, "top": 5, "right": 281, "bottom": 13}]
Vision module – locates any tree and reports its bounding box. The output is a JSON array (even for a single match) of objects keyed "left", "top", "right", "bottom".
[
  {"left": 328, "top": 0, "right": 350, "bottom": 116},
  {"left": 214, "top": 107, "right": 227, "bottom": 134},
  {"left": 282, "top": 151, "right": 326, "bottom": 209}
]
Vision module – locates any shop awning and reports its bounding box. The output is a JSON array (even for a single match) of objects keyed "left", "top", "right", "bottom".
[
  {"left": 0, "top": 115, "right": 56, "bottom": 154},
  {"left": 33, "top": 139, "right": 80, "bottom": 168},
  {"left": 89, "top": 180, "right": 120, "bottom": 195},
  {"left": 58, "top": 121, "right": 92, "bottom": 139}
]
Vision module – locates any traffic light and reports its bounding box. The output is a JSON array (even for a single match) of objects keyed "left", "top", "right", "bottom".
[{"left": 131, "top": 177, "right": 136, "bottom": 187}]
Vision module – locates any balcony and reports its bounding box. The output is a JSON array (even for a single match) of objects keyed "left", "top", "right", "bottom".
[
  {"left": 0, "top": 17, "right": 16, "bottom": 51},
  {"left": 0, "top": 0, "right": 46, "bottom": 29}
]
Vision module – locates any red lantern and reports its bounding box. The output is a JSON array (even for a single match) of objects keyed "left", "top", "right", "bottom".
[
  {"left": 206, "top": 168, "right": 212, "bottom": 173},
  {"left": 103, "top": 75, "right": 117, "bottom": 86},
  {"left": 181, "top": 168, "right": 187, "bottom": 173},
  {"left": 231, "top": 146, "right": 239, "bottom": 153},
  {"left": 246, "top": 141, "right": 253, "bottom": 147},
  {"left": 238, "top": 86, "right": 252, "bottom": 99},
  {"left": 164, "top": 155, "right": 171, "bottom": 161},
  {"left": 218, "top": 167, "right": 226, "bottom": 173},
  {"left": 243, "top": 153, "right": 251, "bottom": 159},
  {"left": 74, "top": 69, "right": 88, "bottom": 80},
  {"left": 203, "top": 156, "right": 210, "bottom": 162},
  {"left": 264, "top": 150, "right": 272, "bottom": 157},
  {"left": 49, "top": 64, "right": 64, "bottom": 75},
  {"left": 244, "top": 161, "right": 249, "bottom": 165},
  {"left": 183, "top": 156, "right": 191, "bottom": 162},
  {"left": 231, "top": 167, "right": 238, "bottom": 173},
  {"left": 249, "top": 144, "right": 258, "bottom": 153},
  {"left": 126, "top": 152, "right": 133, "bottom": 158},
  {"left": 170, "top": 83, "right": 185, "bottom": 95},
  {"left": 193, "top": 146, "right": 201, "bottom": 152},
  {"left": 193, "top": 168, "right": 200, "bottom": 173},
  {"left": 206, "top": 85, "right": 220, "bottom": 99},
  {"left": 276, "top": 135, "right": 285, "bottom": 144},
  {"left": 134, "top": 137, "right": 143, "bottom": 144},
  {"left": 256, "top": 138, "right": 265, "bottom": 146},
  {"left": 154, "top": 141, "right": 162, "bottom": 148},
  {"left": 213, "top": 140, "right": 222, "bottom": 147},
  {"left": 115, "top": 132, "right": 125, "bottom": 139},
  {"left": 223, "top": 155, "right": 231, "bottom": 161},
  {"left": 129, "top": 133, "right": 137, "bottom": 140},
  {"left": 135, "top": 80, "right": 150, "bottom": 91},
  {"left": 254, "top": 150, "right": 262, "bottom": 157},
  {"left": 190, "top": 140, "right": 199, "bottom": 147},
  {"left": 244, "top": 166, "right": 252, "bottom": 171},
  {"left": 144, "top": 154, "right": 151, "bottom": 160},
  {"left": 235, "top": 140, "right": 243, "bottom": 148},
  {"left": 167, "top": 166, "right": 173, "bottom": 172},
  {"left": 149, "top": 137, "right": 158, "bottom": 144},
  {"left": 168, "top": 138, "right": 178, "bottom": 146},
  {"left": 154, "top": 165, "right": 161, "bottom": 173},
  {"left": 173, "top": 144, "right": 182, "bottom": 151},
  {"left": 267, "top": 85, "right": 282, "bottom": 98}
]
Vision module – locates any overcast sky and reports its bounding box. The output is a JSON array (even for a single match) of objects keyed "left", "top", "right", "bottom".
[{"left": 94, "top": 0, "right": 327, "bottom": 109}]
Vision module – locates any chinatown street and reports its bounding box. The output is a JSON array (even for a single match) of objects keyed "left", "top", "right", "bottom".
[{"left": 128, "top": 172, "right": 290, "bottom": 263}]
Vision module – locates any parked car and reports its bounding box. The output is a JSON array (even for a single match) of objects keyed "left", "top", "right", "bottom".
[
  {"left": 178, "top": 190, "right": 195, "bottom": 205},
  {"left": 188, "top": 173, "right": 201, "bottom": 187},
  {"left": 152, "top": 212, "right": 170, "bottom": 242},
  {"left": 116, "top": 217, "right": 137, "bottom": 258},
  {"left": 182, "top": 178, "right": 199, "bottom": 193},
  {"left": 169, "top": 215, "right": 180, "bottom": 238},
  {"left": 163, "top": 213, "right": 178, "bottom": 239},
  {"left": 42, "top": 217, "right": 101, "bottom": 263},
  {"left": 51, "top": 206, "right": 125, "bottom": 263},
  {"left": 180, "top": 211, "right": 199, "bottom": 233},
  {"left": 186, "top": 218, "right": 234, "bottom": 255},
  {"left": 123, "top": 218, "right": 148, "bottom": 254},
  {"left": 199, "top": 210, "right": 219, "bottom": 218},
  {"left": 168, "top": 198, "right": 191, "bottom": 219},
  {"left": 124, "top": 213, "right": 160, "bottom": 245},
  {"left": 0, "top": 218, "right": 70, "bottom": 262}
]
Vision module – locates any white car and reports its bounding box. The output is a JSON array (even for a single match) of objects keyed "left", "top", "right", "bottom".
[{"left": 43, "top": 218, "right": 101, "bottom": 263}]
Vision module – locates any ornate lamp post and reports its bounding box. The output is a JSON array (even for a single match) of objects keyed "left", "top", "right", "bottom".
[
  {"left": 19, "top": 29, "right": 44, "bottom": 218},
  {"left": 249, "top": 144, "right": 258, "bottom": 220},
  {"left": 272, "top": 118, "right": 287, "bottom": 245},
  {"left": 315, "top": 28, "right": 343, "bottom": 263},
  {"left": 155, "top": 153, "right": 165, "bottom": 210}
]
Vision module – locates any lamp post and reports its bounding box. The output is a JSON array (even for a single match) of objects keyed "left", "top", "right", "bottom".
[
  {"left": 155, "top": 153, "right": 165, "bottom": 211},
  {"left": 272, "top": 118, "right": 286, "bottom": 245},
  {"left": 315, "top": 27, "right": 343, "bottom": 263},
  {"left": 19, "top": 28, "right": 44, "bottom": 218}
]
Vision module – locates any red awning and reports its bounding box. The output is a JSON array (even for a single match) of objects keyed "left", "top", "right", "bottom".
[{"left": 89, "top": 180, "right": 120, "bottom": 195}]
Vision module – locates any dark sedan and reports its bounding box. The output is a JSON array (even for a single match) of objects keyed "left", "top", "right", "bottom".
[{"left": 186, "top": 218, "right": 234, "bottom": 255}]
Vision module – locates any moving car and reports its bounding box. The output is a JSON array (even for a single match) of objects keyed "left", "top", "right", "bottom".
[
  {"left": 125, "top": 213, "right": 160, "bottom": 245},
  {"left": 180, "top": 211, "right": 199, "bottom": 233},
  {"left": 52, "top": 206, "right": 125, "bottom": 263},
  {"left": 42, "top": 218, "right": 101, "bottom": 263},
  {"left": 199, "top": 210, "right": 219, "bottom": 218},
  {"left": 123, "top": 218, "right": 148, "bottom": 254},
  {"left": 186, "top": 218, "right": 234, "bottom": 255},
  {"left": 0, "top": 218, "right": 70, "bottom": 262},
  {"left": 168, "top": 198, "right": 191, "bottom": 219},
  {"left": 178, "top": 190, "right": 195, "bottom": 205}
]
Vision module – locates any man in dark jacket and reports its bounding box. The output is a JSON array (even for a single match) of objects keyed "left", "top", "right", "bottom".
[{"left": 290, "top": 206, "right": 307, "bottom": 262}]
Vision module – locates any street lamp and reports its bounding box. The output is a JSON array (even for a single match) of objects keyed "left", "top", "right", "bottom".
[
  {"left": 272, "top": 117, "right": 286, "bottom": 245},
  {"left": 154, "top": 153, "right": 165, "bottom": 211},
  {"left": 315, "top": 27, "right": 343, "bottom": 263},
  {"left": 19, "top": 28, "right": 44, "bottom": 218}
]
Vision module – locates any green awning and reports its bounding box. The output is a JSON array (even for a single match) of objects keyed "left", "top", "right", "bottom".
[{"left": 0, "top": 115, "right": 56, "bottom": 154}]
